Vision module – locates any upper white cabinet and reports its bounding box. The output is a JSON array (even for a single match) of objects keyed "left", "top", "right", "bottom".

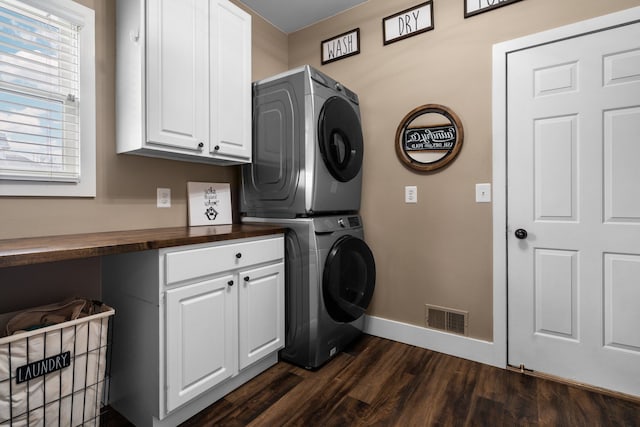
[{"left": 116, "top": 0, "right": 252, "bottom": 164}]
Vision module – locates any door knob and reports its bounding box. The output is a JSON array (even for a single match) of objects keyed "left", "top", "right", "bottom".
[{"left": 515, "top": 229, "right": 528, "bottom": 239}]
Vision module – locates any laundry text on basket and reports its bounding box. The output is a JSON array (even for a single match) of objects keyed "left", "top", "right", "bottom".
[{"left": 15, "top": 351, "right": 71, "bottom": 384}]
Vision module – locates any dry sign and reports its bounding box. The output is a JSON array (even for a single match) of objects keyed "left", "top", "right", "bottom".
[
  {"left": 321, "top": 28, "right": 360, "bottom": 65},
  {"left": 383, "top": 2, "right": 433, "bottom": 45}
]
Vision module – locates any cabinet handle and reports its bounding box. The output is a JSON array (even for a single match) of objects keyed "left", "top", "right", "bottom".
[
  {"left": 197, "top": 142, "right": 204, "bottom": 149},
  {"left": 235, "top": 253, "right": 242, "bottom": 259},
  {"left": 244, "top": 276, "right": 250, "bottom": 282},
  {"left": 214, "top": 145, "right": 220, "bottom": 151},
  {"left": 228, "top": 280, "right": 234, "bottom": 286}
]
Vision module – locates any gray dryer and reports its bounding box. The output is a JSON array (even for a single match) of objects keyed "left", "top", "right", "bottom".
[
  {"left": 241, "top": 65, "right": 364, "bottom": 218},
  {"left": 243, "top": 215, "right": 376, "bottom": 369}
]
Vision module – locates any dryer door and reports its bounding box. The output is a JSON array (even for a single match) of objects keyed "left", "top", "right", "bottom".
[
  {"left": 322, "top": 235, "right": 376, "bottom": 323},
  {"left": 318, "top": 96, "right": 364, "bottom": 182}
]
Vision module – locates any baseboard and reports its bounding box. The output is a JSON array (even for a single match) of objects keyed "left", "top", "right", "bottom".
[{"left": 363, "top": 315, "right": 505, "bottom": 368}]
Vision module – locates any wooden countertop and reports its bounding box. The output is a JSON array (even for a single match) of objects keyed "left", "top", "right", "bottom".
[{"left": 0, "top": 224, "right": 286, "bottom": 268}]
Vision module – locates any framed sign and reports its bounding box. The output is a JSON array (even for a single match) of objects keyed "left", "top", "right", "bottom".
[
  {"left": 404, "top": 125, "right": 457, "bottom": 151},
  {"left": 464, "top": 0, "right": 523, "bottom": 18},
  {"left": 187, "top": 182, "right": 232, "bottom": 226},
  {"left": 395, "top": 104, "right": 464, "bottom": 172},
  {"left": 383, "top": 2, "right": 433, "bottom": 45},
  {"left": 321, "top": 28, "right": 360, "bottom": 65}
]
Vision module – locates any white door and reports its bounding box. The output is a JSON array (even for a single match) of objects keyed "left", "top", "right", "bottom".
[
  {"left": 507, "top": 21, "right": 640, "bottom": 396},
  {"left": 165, "top": 274, "right": 237, "bottom": 412},
  {"left": 146, "top": 0, "right": 208, "bottom": 151},
  {"left": 238, "top": 262, "right": 284, "bottom": 370}
]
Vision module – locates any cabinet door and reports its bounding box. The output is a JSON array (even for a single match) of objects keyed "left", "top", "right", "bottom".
[
  {"left": 146, "top": 0, "right": 208, "bottom": 152},
  {"left": 165, "top": 274, "right": 237, "bottom": 412},
  {"left": 238, "top": 262, "right": 285, "bottom": 370},
  {"left": 210, "top": 0, "right": 252, "bottom": 161}
]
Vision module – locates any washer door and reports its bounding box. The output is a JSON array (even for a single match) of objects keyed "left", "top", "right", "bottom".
[
  {"left": 318, "top": 96, "right": 363, "bottom": 183},
  {"left": 322, "top": 235, "right": 376, "bottom": 323}
]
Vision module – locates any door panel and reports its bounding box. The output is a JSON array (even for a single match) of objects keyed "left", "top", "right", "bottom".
[
  {"left": 604, "top": 107, "right": 640, "bottom": 221},
  {"left": 165, "top": 275, "right": 237, "bottom": 412},
  {"left": 238, "top": 262, "right": 284, "bottom": 370},
  {"left": 210, "top": 0, "right": 251, "bottom": 159},
  {"left": 507, "top": 21, "right": 640, "bottom": 397},
  {"left": 146, "top": 0, "right": 207, "bottom": 150}
]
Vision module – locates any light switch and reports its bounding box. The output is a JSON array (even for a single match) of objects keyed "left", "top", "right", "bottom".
[
  {"left": 475, "top": 183, "right": 491, "bottom": 203},
  {"left": 405, "top": 186, "right": 417, "bottom": 204}
]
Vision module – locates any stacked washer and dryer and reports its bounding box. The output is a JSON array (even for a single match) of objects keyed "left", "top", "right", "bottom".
[{"left": 241, "top": 65, "right": 376, "bottom": 369}]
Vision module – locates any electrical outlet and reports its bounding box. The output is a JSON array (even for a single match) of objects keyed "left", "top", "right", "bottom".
[
  {"left": 475, "top": 183, "right": 491, "bottom": 203},
  {"left": 157, "top": 187, "right": 171, "bottom": 208},
  {"left": 405, "top": 186, "right": 417, "bottom": 203}
]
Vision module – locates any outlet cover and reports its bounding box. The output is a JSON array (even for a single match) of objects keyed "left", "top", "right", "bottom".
[
  {"left": 157, "top": 187, "right": 171, "bottom": 208},
  {"left": 405, "top": 186, "right": 418, "bottom": 203}
]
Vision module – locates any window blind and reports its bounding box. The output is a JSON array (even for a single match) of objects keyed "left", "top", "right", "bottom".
[{"left": 0, "top": 0, "right": 81, "bottom": 183}]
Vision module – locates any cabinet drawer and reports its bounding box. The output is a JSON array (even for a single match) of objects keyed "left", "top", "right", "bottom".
[{"left": 164, "top": 236, "right": 283, "bottom": 285}]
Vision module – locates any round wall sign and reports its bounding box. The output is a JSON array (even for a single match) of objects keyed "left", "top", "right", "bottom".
[{"left": 395, "top": 104, "right": 464, "bottom": 172}]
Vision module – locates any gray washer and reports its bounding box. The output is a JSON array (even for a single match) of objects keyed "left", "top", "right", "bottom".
[
  {"left": 243, "top": 215, "right": 376, "bottom": 369},
  {"left": 241, "top": 65, "right": 364, "bottom": 218}
]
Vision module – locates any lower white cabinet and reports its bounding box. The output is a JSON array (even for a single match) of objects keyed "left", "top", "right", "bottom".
[
  {"left": 103, "top": 235, "right": 284, "bottom": 427},
  {"left": 165, "top": 274, "right": 236, "bottom": 412}
]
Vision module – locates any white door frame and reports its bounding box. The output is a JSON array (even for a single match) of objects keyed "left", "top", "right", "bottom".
[{"left": 492, "top": 6, "right": 640, "bottom": 369}]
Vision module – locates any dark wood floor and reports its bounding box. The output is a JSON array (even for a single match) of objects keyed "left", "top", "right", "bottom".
[{"left": 103, "top": 334, "right": 640, "bottom": 426}]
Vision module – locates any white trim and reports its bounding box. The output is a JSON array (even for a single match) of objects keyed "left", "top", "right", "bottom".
[
  {"left": 492, "top": 6, "right": 640, "bottom": 368},
  {"left": 0, "top": 0, "right": 96, "bottom": 197},
  {"left": 364, "top": 315, "right": 503, "bottom": 368}
]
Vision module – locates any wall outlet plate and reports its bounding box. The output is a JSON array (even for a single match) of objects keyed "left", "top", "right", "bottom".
[
  {"left": 405, "top": 186, "right": 418, "bottom": 203},
  {"left": 157, "top": 187, "right": 171, "bottom": 208}
]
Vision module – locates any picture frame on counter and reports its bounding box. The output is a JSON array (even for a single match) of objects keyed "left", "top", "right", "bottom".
[
  {"left": 464, "top": 0, "right": 523, "bottom": 18},
  {"left": 187, "top": 182, "right": 232, "bottom": 226},
  {"left": 321, "top": 28, "right": 360, "bottom": 65},
  {"left": 383, "top": 1, "right": 433, "bottom": 45}
]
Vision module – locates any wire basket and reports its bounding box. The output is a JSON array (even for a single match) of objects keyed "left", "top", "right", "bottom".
[{"left": 0, "top": 304, "right": 114, "bottom": 427}]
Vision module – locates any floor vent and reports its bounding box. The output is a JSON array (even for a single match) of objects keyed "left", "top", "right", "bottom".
[{"left": 425, "top": 304, "right": 469, "bottom": 336}]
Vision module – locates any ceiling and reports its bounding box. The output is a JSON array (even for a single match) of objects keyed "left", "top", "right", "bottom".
[{"left": 237, "top": 0, "right": 368, "bottom": 34}]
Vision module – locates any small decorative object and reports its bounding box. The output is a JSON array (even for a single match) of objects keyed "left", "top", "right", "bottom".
[
  {"left": 321, "top": 28, "right": 360, "bottom": 65},
  {"left": 187, "top": 182, "right": 232, "bottom": 226},
  {"left": 383, "top": 2, "right": 433, "bottom": 45},
  {"left": 395, "top": 104, "right": 464, "bottom": 172},
  {"left": 464, "top": 0, "right": 523, "bottom": 18}
]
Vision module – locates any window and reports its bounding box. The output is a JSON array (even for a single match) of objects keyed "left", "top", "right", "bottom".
[{"left": 0, "top": 0, "right": 95, "bottom": 197}]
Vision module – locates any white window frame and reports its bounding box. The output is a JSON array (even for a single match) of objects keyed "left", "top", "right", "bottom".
[{"left": 0, "top": 0, "right": 95, "bottom": 197}]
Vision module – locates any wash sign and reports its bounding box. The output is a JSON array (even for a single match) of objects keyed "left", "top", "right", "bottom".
[
  {"left": 321, "top": 28, "right": 360, "bottom": 64},
  {"left": 383, "top": 2, "right": 434, "bottom": 45}
]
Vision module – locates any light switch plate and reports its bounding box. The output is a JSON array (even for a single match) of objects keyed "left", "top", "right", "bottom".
[
  {"left": 475, "top": 183, "right": 491, "bottom": 203},
  {"left": 405, "top": 186, "right": 417, "bottom": 203},
  {"left": 157, "top": 187, "right": 171, "bottom": 208}
]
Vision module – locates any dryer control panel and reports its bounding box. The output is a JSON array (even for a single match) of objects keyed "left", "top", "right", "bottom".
[{"left": 314, "top": 215, "right": 362, "bottom": 233}]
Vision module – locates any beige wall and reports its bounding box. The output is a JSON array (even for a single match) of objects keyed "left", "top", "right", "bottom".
[
  {"left": 0, "top": 0, "right": 288, "bottom": 241},
  {"left": 1, "top": 0, "right": 638, "bottom": 338},
  {"left": 288, "top": 0, "right": 640, "bottom": 340}
]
